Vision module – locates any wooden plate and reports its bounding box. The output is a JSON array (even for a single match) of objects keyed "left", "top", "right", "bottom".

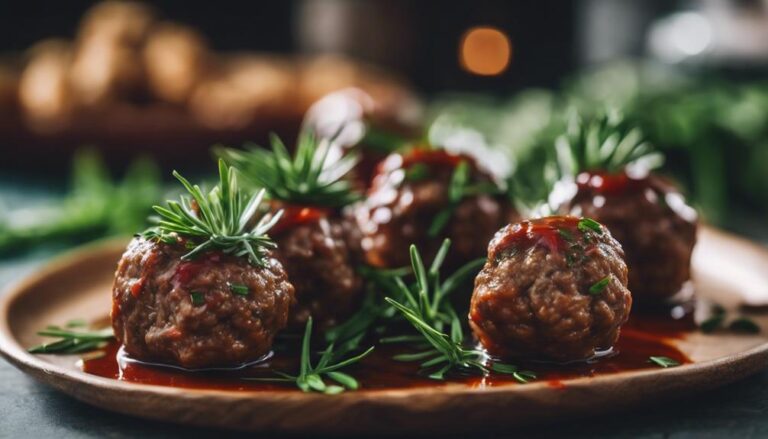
[{"left": 1, "top": 228, "right": 767, "bottom": 435}]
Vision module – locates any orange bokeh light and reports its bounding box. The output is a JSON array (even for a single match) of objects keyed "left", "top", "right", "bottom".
[{"left": 459, "top": 26, "right": 512, "bottom": 76}]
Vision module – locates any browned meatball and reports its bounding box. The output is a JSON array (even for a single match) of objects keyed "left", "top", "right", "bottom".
[
  {"left": 470, "top": 216, "right": 632, "bottom": 362},
  {"left": 112, "top": 237, "right": 294, "bottom": 369},
  {"left": 271, "top": 206, "right": 364, "bottom": 330},
  {"left": 356, "top": 148, "right": 511, "bottom": 269},
  {"left": 556, "top": 171, "right": 697, "bottom": 302}
]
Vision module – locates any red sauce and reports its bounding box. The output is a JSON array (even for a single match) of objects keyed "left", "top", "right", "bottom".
[
  {"left": 270, "top": 204, "right": 331, "bottom": 236},
  {"left": 400, "top": 148, "right": 466, "bottom": 169},
  {"left": 83, "top": 311, "right": 692, "bottom": 392},
  {"left": 490, "top": 216, "right": 593, "bottom": 257},
  {"left": 576, "top": 171, "right": 648, "bottom": 196},
  {"left": 173, "top": 252, "right": 222, "bottom": 287}
]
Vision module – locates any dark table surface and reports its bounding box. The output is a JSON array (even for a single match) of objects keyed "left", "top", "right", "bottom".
[{"left": 2, "top": 178, "right": 768, "bottom": 438}]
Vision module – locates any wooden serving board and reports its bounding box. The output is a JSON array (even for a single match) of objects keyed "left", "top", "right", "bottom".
[{"left": 1, "top": 228, "right": 767, "bottom": 435}]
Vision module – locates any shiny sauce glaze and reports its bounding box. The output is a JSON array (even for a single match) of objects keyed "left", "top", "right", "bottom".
[
  {"left": 489, "top": 216, "right": 591, "bottom": 258},
  {"left": 370, "top": 148, "right": 472, "bottom": 186},
  {"left": 572, "top": 170, "right": 699, "bottom": 226},
  {"left": 576, "top": 170, "right": 649, "bottom": 196},
  {"left": 83, "top": 309, "right": 693, "bottom": 391},
  {"left": 269, "top": 203, "right": 331, "bottom": 236}
]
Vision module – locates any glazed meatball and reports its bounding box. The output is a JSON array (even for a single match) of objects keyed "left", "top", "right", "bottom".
[
  {"left": 356, "top": 148, "right": 511, "bottom": 269},
  {"left": 271, "top": 208, "right": 364, "bottom": 330},
  {"left": 470, "top": 216, "right": 632, "bottom": 362},
  {"left": 556, "top": 171, "right": 697, "bottom": 302},
  {"left": 112, "top": 237, "right": 294, "bottom": 369}
]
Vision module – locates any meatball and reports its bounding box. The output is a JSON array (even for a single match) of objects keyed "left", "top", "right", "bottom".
[
  {"left": 557, "top": 171, "right": 697, "bottom": 302},
  {"left": 470, "top": 216, "right": 632, "bottom": 362},
  {"left": 356, "top": 148, "right": 511, "bottom": 269},
  {"left": 271, "top": 206, "right": 364, "bottom": 330},
  {"left": 112, "top": 237, "right": 294, "bottom": 369}
]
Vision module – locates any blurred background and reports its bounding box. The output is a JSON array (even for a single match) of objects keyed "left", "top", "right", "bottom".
[{"left": 2, "top": 0, "right": 768, "bottom": 253}]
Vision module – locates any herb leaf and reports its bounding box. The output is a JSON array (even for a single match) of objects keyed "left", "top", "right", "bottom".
[
  {"left": 190, "top": 292, "right": 205, "bottom": 305},
  {"left": 228, "top": 283, "right": 249, "bottom": 296},
  {"left": 246, "top": 318, "right": 374, "bottom": 394},
  {"left": 383, "top": 241, "right": 532, "bottom": 382},
  {"left": 143, "top": 160, "right": 280, "bottom": 267},
  {"left": 648, "top": 356, "right": 681, "bottom": 368},
  {"left": 28, "top": 325, "right": 114, "bottom": 354},
  {"left": 700, "top": 315, "right": 724, "bottom": 333},
  {"left": 577, "top": 218, "right": 603, "bottom": 234},
  {"left": 589, "top": 276, "right": 611, "bottom": 295},
  {"left": 728, "top": 318, "right": 760, "bottom": 334}
]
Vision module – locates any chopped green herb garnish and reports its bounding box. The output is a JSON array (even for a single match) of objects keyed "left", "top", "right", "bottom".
[
  {"left": 558, "top": 228, "right": 574, "bottom": 241},
  {"left": 28, "top": 325, "right": 114, "bottom": 355},
  {"left": 728, "top": 317, "right": 760, "bottom": 334},
  {"left": 191, "top": 292, "right": 205, "bottom": 305},
  {"left": 648, "top": 356, "right": 680, "bottom": 368},
  {"left": 245, "top": 318, "right": 374, "bottom": 394},
  {"left": 228, "top": 283, "right": 249, "bottom": 296},
  {"left": 577, "top": 218, "right": 603, "bottom": 235},
  {"left": 143, "top": 160, "right": 281, "bottom": 267},
  {"left": 589, "top": 276, "right": 611, "bottom": 295},
  {"left": 405, "top": 163, "right": 430, "bottom": 182},
  {"left": 700, "top": 315, "right": 724, "bottom": 333}
]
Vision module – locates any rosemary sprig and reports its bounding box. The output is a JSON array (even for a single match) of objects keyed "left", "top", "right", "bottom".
[
  {"left": 28, "top": 323, "right": 114, "bottom": 354},
  {"left": 0, "top": 150, "right": 160, "bottom": 255},
  {"left": 246, "top": 318, "right": 374, "bottom": 394},
  {"left": 589, "top": 276, "right": 611, "bottom": 295},
  {"left": 383, "top": 242, "right": 534, "bottom": 382},
  {"left": 556, "top": 109, "right": 664, "bottom": 175},
  {"left": 143, "top": 159, "right": 281, "bottom": 267},
  {"left": 216, "top": 131, "right": 361, "bottom": 208},
  {"left": 427, "top": 160, "right": 503, "bottom": 237},
  {"left": 326, "top": 239, "right": 489, "bottom": 375}
]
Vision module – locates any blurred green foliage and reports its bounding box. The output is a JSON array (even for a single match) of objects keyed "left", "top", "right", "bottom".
[
  {"left": 0, "top": 150, "right": 161, "bottom": 255},
  {"left": 427, "top": 61, "right": 768, "bottom": 224}
]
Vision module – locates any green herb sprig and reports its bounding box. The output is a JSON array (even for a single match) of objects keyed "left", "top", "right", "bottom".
[
  {"left": 28, "top": 322, "right": 114, "bottom": 354},
  {"left": 143, "top": 160, "right": 281, "bottom": 267},
  {"left": 556, "top": 109, "right": 664, "bottom": 176},
  {"left": 589, "top": 276, "right": 611, "bottom": 295},
  {"left": 427, "top": 160, "right": 502, "bottom": 237},
  {"left": 247, "top": 318, "right": 374, "bottom": 394},
  {"left": 0, "top": 150, "right": 160, "bottom": 255},
  {"left": 216, "top": 131, "right": 360, "bottom": 208},
  {"left": 383, "top": 242, "right": 534, "bottom": 382}
]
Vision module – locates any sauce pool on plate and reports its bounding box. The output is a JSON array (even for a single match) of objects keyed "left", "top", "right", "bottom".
[{"left": 82, "top": 310, "right": 693, "bottom": 392}]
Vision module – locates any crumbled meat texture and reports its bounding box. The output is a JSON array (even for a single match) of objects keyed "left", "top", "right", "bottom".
[
  {"left": 275, "top": 216, "right": 363, "bottom": 330},
  {"left": 356, "top": 153, "right": 512, "bottom": 269},
  {"left": 111, "top": 237, "right": 294, "bottom": 369},
  {"left": 470, "top": 221, "right": 632, "bottom": 362},
  {"left": 563, "top": 175, "right": 697, "bottom": 301}
]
